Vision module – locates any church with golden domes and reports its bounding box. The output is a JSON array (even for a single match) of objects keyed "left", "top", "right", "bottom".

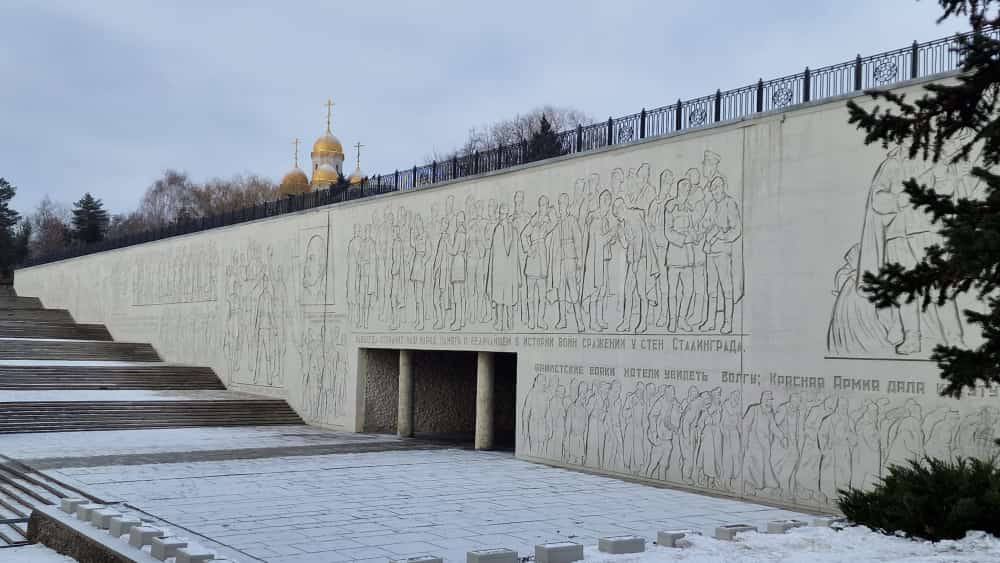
[{"left": 279, "top": 100, "right": 366, "bottom": 197}]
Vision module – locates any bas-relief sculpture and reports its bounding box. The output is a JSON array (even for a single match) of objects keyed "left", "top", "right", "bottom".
[
  {"left": 345, "top": 151, "right": 745, "bottom": 337},
  {"left": 14, "top": 79, "right": 1000, "bottom": 512},
  {"left": 518, "top": 373, "right": 999, "bottom": 505},
  {"left": 219, "top": 221, "right": 350, "bottom": 426},
  {"left": 827, "top": 145, "right": 986, "bottom": 359}
]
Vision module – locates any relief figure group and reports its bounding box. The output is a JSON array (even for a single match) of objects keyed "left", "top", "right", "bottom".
[
  {"left": 520, "top": 373, "right": 1000, "bottom": 505},
  {"left": 347, "top": 150, "right": 744, "bottom": 335}
]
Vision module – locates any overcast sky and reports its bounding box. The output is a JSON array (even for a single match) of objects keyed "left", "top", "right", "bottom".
[{"left": 1, "top": 0, "right": 964, "bottom": 215}]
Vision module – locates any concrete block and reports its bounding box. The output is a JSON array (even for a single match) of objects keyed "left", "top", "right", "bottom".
[
  {"left": 150, "top": 536, "right": 188, "bottom": 560},
  {"left": 128, "top": 525, "right": 165, "bottom": 548},
  {"left": 535, "top": 541, "right": 584, "bottom": 563},
  {"left": 390, "top": 557, "right": 443, "bottom": 563},
  {"left": 59, "top": 498, "right": 85, "bottom": 514},
  {"left": 90, "top": 508, "right": 122, "bottom": 530},
  {"left": 767, "top": 519, "right": 808, "bottom": 534},
  {"left": 108, "top": 516, "right": 141, "bottom": 537},
  {"left": 175, "top": 548, "right": 216, "bottom": 563},
  {"left": 598, "top": 535, "right": 645, "bottom": 554},
  {"left": 75, "top": 503, "right": 104, "bottom": 521},
  {"left": 656, "top": 530, "right": 687, "bottom": 548},
  {"left": 813, "top": 516, "right": 847, "bottom": 528},
  {"left": 467, "top": 548, "right": 519, "bottom": 563},
  {"left": 714, "top": 524, "right": 757, "bottom": 541}
]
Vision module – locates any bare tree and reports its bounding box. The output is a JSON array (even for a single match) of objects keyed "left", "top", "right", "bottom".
[
  {"left": 190, "top": 173, "right": 279, "bottom": 216},
  {"left": 429, "top": 105, "right": 591, "bottom": 161},
  {"left": 137, "top": 169, "right": 198, "bottom": 228},
  {"left": 27, "top": 196, "right": 71, "bottom": 257},
  {"left": 129, "top": 170, "right": 279, "bottom": 231}
]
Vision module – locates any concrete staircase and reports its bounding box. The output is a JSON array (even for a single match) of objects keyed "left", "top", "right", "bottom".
[{"left": 0, "top": 284, "right": 305, "bottom": 434}]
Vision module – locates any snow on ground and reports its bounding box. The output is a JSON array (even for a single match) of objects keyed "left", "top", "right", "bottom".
[
  {"left": 0, "top": 425, "right": 397, "bottom": 459},
  {"left": 0, "top": 544, "right": 75, "bottom": 563},
  {"left": 0, "top": 337, "right": 95, "bottom": 342},
  {"left": 0, "top": 389, "right": 266, "bottom": 402},
  {"left": 584, "top": 527, "right": 1000, "bottom": 563},
  {"left": 0, "top": 360, "right": 168, "bottom": 367}
]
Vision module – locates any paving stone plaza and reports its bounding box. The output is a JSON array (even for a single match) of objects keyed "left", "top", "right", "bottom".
[{"left": 11, "top": 426, "right": 809, "bottom": 562}]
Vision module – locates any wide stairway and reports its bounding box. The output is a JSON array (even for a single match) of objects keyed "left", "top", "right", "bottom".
[{"left": 0, "top": 284, "right": 304, "bottom": 434}]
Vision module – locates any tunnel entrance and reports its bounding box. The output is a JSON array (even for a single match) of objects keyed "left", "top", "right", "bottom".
[{"left": 361, "top": 349, "right": 517, "bottom": 451}]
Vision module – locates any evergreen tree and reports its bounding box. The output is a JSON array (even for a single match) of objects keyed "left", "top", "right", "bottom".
[
  {"left": 526, "top": 114, "right": 567, "bottom": 162},
  {"left": 0, "top": 178, "right": 21, "bottom": 274},
  {"left": 13, "top": 222, "right": 31, "bottom": 265},
  {"left": 71, "top": 192, "right": 110, "bottom": 244},
  {"left": 848, "top": 0, "right": 1000, "bottom": 398}
]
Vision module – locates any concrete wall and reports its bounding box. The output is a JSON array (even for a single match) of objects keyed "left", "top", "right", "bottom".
[{"left": 17, "top": 75, "right": 1000, "bottom": 511}]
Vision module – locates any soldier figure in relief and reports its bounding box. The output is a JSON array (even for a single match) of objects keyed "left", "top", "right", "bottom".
[
  {"left": 521, "top": 196, "right": 556, "bottom": 330},
  {"left": 551, "top": 193, "right": 586, "bottom": 331},
  {"left": 701, "top": 176, "right": 742, "bottom": 334}
]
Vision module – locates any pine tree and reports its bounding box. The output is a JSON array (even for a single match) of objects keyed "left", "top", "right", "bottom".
[
  {"left": 13, "top": 222, "right": 30, "bottom": 265},
  {"left": 0, "top": 178, "right": 21, "bottom": 274},
  {"left": 848, "top": 0, "right": 1000, "bottom": 397},
  {"left": 71, "top": 192, "right": 110, "bottom": 244},
  {"left": 526, "top": 114, "right": 567, "bottom": 163}
]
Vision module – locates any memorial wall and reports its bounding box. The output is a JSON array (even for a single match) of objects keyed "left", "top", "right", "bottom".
[{"left": 16, "top": 76, "right": 999, "bottom": 511}]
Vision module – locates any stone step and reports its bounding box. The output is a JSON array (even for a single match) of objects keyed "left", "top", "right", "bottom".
[
  {"left": 0, "top": 400, "right": 304, "bottom": 433},
  {"left": 0, "top": 340, "right": 160, "bottom": 361},
  {"left": 0, "top": 321, "right": 112, "bottom": 341},
  {"left": 0, "top": 309, "right": 73, "bottom": 323},
  {"left": 0, "top": 365, "right": 225, "bottom": 390},
  {"left": 0, "top": 286, "right": 14, "bottom": 297},
  {"left": 0, "top": 297, "right": 42, "bottom": 310}
]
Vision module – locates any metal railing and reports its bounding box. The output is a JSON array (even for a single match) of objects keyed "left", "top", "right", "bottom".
[{"left": 23, "top": 27, "right": 998, "bottom": 267}]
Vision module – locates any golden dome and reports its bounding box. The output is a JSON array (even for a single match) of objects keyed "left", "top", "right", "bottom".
[
  {"left": 312, "top": 133, "right": 344, "bottom": 158},
  {"left": 279, "top": 168, "right": 310, "bottom": 197},
  {"left": 348, "top": 166, "right": 366, "bottom": 186},
  {"left": 312, "top": 163, "right": 340, "bottom": 187}
]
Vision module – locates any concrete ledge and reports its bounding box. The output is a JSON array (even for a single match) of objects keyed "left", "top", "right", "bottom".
[
  {"left": 28, "top": 504, "right": 162, "bottom": 563},
  {"left": 598, "top": 535, "right": 645, "bottom": 554},
  {"left": 535, "top": 542, "right": 584, "bottom": 563},
  {"left": 467, "top": 548, "right": 519, "bottom": 563},
  {"left": 714, "top": 524, "right": 757, "bottom": 541}
]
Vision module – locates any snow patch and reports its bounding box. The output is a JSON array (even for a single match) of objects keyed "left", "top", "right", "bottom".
[
  {"left": 0, "top": 543, "right": 77, "bottom": 563},
  {"left": 584, "top": 527, "right": 1000, "bottom": 563}
]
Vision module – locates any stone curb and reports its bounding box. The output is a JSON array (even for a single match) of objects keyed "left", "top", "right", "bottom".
[{"left": 29, "top": 499, "right": 227, "bottom": 563}]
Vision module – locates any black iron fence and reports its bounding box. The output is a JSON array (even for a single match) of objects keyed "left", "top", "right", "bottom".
[{"left": 23, "top": 27, "right": 997, "bottom": 267}]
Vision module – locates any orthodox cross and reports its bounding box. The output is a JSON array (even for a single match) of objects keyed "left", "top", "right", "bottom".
[
  {"left": 354, "top": 142, "right": 364, "bottom": 166},
  {"left": 292, "top": 138, "right": 301, "bottom": 168},
  {"left": 324, "top": 99, "right": 335, "bottom": 132}
]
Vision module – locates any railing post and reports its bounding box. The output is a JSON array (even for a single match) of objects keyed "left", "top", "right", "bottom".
[
  {"left": 452, "top": 156, "right": 458, "bottom": 178},
  {"left": 854, "top": 54, "right": 862, "bottom": 90},
  {"left": 474, "top": 151, "right": 480, "bottom": 174},
  {"left": 412, "top": 165, "right": 417, "bottom": 188},
  {"left": 394, "top": 169, "right": 399, "bottom": 190},
  {"left": 576, "top": 124, "right": 583, "bottom": 152},
  {"left": 910, "top": 40, "right": 919, "bottom": 79},
  {"left": 803, "top": 67, "right": 811, "bottom": 102},
  {"left": 606, "top": 117, "right": 613, "bottom": 146},
  {"left": 639, "top": 108, "right": 646, "bottom": 139},
  {"left": 674, "top": 99, "right": 682, "bottom": 131},
  {"left": 522, "top": 139, "right": 528, "bottom": 163},
  {"left": 755, "top": 79, "right": 764, "bottom": 112},
  {"left": 432, "top": 160, "right": 437, "bottom": 183},
  {"left": 714, "top": 89, "right": 722, "bottom": 122}
]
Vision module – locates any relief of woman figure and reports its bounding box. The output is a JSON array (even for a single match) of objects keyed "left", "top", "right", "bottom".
[{"left": 487, "top": 203, "right": 519, "bottom": 331}]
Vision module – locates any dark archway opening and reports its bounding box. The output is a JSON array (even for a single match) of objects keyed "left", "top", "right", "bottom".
[{"left": 361, "top": 349, "right": 517, "bottom": 452}]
